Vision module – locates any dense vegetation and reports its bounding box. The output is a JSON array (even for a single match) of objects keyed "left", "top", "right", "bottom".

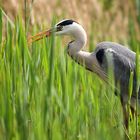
[{"left": 0, "top": 0, "right": 140, "bottom": 139}]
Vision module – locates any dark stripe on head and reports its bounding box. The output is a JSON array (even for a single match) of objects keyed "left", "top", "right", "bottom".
[{"left": 57, "top": 19, "right": 74, "bottom": 26}]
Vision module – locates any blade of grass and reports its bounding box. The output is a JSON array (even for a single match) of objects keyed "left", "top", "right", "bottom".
[
  {"left": 1, "top": 8, "right": 15, "bottom": 28},
  {"left": 0, "top": 8, "right": 2, "bottom": 44}
]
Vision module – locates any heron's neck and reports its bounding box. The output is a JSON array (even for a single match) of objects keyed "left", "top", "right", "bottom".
[
  {"left": 67, "top": 25, "right": 87, "bottom": 56},
  {"left": 66, "top": 27, "right": 107, "bottom": 81}
]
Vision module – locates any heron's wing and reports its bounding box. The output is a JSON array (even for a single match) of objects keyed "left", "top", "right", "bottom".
[
  {"left": 94, "top": 41, "right": 136, "bottom": 86},
  {"left": 95, "top": 41, "right": 136, "bottom": 62},
  {"left": 94, "top": 43, "right": 139, "bottom": 98},
  {"left": 110, "top": 49, "right": 135, "bottom": 83}
]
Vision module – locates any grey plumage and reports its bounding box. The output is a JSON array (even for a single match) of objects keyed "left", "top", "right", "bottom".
[
  {"left": 95, "top": 42, "right": 140, "bottom": 100},
  {"left": 94, "top": 41, "right": 140, "bottom": 131}
]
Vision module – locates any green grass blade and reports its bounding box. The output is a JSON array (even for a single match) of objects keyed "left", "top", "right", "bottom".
[{"left": 0, "top": 8, "right": 2, "bottom": 44}]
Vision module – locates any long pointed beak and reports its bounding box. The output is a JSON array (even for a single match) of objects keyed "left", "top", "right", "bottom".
[{"left": 27, "top": 28, "right": 54, "bottom": 44}]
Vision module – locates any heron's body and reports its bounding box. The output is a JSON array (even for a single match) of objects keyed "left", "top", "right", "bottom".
[
  {"left": 68, "top": 40, "right": 140, "bottom": 116},
  {"left": 28, "top": 19, "right": 140, "bottom": 135},
  {"left": 70, "top": 41, "right": 139, "bottom": 99}
]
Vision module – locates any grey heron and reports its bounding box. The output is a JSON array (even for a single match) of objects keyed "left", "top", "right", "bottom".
[{"left": 28, "top": 19, "right": 140, "bottom": 132}]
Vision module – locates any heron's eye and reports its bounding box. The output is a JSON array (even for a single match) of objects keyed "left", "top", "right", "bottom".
[{"left": 56, "top": 26, "right": 63, "bottom": 32}]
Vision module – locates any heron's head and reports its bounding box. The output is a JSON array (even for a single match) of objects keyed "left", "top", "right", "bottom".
[
  {"left": 55, "top": 19, "right": 80, "bottom": 35},
  {"left": 28, "top": 19, "right": 87, "bottom": 44}
]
